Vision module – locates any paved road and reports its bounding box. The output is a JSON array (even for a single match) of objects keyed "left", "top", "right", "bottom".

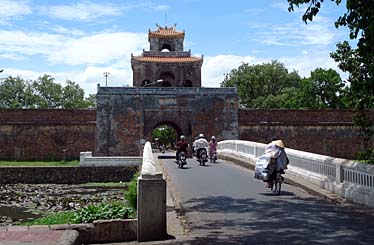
[{"left": 160, "top": 153, "right": 374, "bottom": 245}]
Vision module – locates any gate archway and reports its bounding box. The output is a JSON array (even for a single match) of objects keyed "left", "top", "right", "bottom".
[{"left": 95, "top": 86, "right": 238, "bottom": 156}]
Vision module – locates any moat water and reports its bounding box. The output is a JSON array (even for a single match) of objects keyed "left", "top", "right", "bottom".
[{"left": 0, "top": 183, "right": 127, "bottom": 225}]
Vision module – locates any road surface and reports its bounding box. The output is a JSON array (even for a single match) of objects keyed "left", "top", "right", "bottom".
[{"left": 160, "top": 153, "right": 374, "bottom": 244}]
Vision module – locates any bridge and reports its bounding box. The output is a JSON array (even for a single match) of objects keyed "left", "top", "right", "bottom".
[{"left": 132, "top": 140, "right": 374, "bottom": 244}]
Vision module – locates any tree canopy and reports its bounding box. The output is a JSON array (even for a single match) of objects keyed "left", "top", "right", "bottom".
[
  {"left": 220, "top": 61, "right": 347, "bottom": 109},
  {"left": 0, "top": 74, "right": 95, "bottom": 109},
  {"left": 288, "top": 0, "right": 374, "bottom": 162}
]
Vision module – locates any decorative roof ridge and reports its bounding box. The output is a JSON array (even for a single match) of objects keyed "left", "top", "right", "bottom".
[{"left": 148, "top": 24, "right": 185, "bottom": 39}]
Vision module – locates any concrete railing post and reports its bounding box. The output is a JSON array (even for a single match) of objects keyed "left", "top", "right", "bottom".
[
  {"left": 336, "top": 162, "right": 344, "bottom": 184},
  {"left": 79, "top": 151, "right": 92, "bottom": 165},
  {"left": 137, "top": 142, "right": 166, "bottom": 242}
]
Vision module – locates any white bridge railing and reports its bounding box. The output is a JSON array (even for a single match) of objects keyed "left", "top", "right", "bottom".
[{"left": 218, "top": 140, "right": 374, "bottom": 208}]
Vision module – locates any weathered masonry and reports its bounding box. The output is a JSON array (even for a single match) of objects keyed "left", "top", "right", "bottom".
[
  {"left": 95, "top": 25, "right": 238, "bottom": 156},
  {"left": 95, "top": 87, "right": 239, "bottom": 156},
  {"left": 131, "top": 25, "right": 203, "bottom": 87}
]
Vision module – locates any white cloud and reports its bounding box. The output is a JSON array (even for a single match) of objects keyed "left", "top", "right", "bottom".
[
  {"left": 51, "top": 32, "right": 147, "bottom": 65},
  {"left": 0, "top": 53, "right": 25, "bottom": 61},
  {"left": 51, "top": 25, "right": 86, "bottom": 37},
  {"left": 0, "top": 30, "right": 147, "bottom": 65},
  {"left": 0, "top": 30, "right": 68, "bottom": 57},
  {"left": 38, "top": 1, "right": 170, "bottom": 22},
  {"left": 0, "top": 0, "right": 32, "bottom": 24},
  {"left": 251, "top": 15, "right": 338, "bottom": 47},
  {"left": 279, "top": 52, "right": 347, "bottom": 79},
  {"left": 202, "top": 55, "right": 266, "bottom": 87},
  {"left": 80, "top": 66, "right": 132, "bottom": 93},
  {"left": 39, "top": 1, "right": 122, "bottom": 22}
]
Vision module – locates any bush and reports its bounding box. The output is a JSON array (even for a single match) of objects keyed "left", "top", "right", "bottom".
[
  {"left": 358, "top": 149, "right": 374, "bottom": 164},
  {"left": 124, "top": 172, "right": 139, "bottom": 210},
  {"left": 73, "top": 202, "right": 134, "bottom": 223}
]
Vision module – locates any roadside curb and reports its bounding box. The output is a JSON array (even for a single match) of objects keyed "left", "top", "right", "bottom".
[{"left": 154, "top": 153, "right": 190, "bottom": 238}]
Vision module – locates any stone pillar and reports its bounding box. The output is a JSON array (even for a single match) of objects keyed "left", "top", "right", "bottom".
[{"left": 137, "top": 174, "right": 166, "bottom": 242}]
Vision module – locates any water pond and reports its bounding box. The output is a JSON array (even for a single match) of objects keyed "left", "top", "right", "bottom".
[{"left": 0, "top": 183, "right": 127, "bottom": 225}]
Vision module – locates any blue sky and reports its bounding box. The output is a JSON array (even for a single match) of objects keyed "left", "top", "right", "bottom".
[{"left": 0, "top": 0, "right": 348, "bottom": 95}]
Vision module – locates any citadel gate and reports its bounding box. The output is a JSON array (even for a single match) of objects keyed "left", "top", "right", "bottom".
[{"left": 95, "top": 25, "right": 239, "bottom": 156}]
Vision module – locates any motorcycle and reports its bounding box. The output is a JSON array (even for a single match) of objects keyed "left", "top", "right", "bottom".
[
  {"left": 254, "top": 154, "right": 284, "bottom": 195},
  {"left": 197, "top": 148, "right": 208, "bottom": 166},
  {"left": 177, "top": 151, "right": 187, "bottom": 168},
  {"left": 267, "top": 171, "right": 283, "bottom": 195},
  {"left": 210, "top": 149, "right": 217, "bottom": 163}
]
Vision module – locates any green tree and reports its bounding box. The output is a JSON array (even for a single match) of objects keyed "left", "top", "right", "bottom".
[
  {"left": 0, "top": 74, "right": 96, "bottom": 109},
  {"left": 221, "top": 60, "right": 302, "bottom": 108},
  {"left": 288, "top": 0, "right": 374, "bottom": 162},
  {"left": 0, "top": 76, "right": 27, "bottom": 108},
  {"left": 62, "top": 80, "right": 96, "bottom": 109},
  {"left": 152, "top": 125, "right": 177, "bottom": 147},
  {"left": 308, "top": 68, "right": 346, "bottom": 109},
  {"left": 33, "top": 74, "right": 63, "bottom": 109}
]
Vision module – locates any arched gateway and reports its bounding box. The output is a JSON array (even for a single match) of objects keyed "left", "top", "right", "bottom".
[{"left": 95, "top": 25, "right": 239, "bottom": 156}]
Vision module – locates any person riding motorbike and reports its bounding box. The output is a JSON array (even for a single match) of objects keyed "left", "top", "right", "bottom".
[
  {"left": 265, "top": 140, "right": 288, "bottom": 188},
  {"left": 176, "top": 135, "right": 189, "bottom": 160},
  {"left": 209, "top": 136, "right": 218, "bottom": 161},
  {"left": 194, "top": 134, "right": 209, "bottom": 158}
]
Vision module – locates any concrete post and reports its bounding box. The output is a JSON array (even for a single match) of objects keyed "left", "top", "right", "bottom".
[
  {"left": 137, "top": 175, "right": 166, "bottom": 242},
  {"left": 336, "top": 162, "right": 344, "bottom": 184},
  {"left": 137, "top": 141, "right": 167, "bottom": 242},
  {"left": 79, "top": 151, "right": 92, "bottom": 165}
]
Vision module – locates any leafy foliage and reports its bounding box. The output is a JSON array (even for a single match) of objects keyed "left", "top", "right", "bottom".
[
  {"left": 221, "top": 61, "right": 348, "bottom": 109},
  {"left": 152, "top": 125, "right": 177, "bottom": 147},
  {"left": 221, "top": 61, "right": 302, "bottom": 108},
  {"left": 73, "top": 202, "right": 134, "bottom": 223},
  {"left": 124, "top": 172, "right": 139, "bottom": 210},
  {"left": 0, "top": 74, "right": 95, "bottom": 109},
  {"left": 287, "top": 0, "right": 373, "bottom": 162}
]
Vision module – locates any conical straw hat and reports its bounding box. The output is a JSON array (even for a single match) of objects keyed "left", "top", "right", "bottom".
[{"left": 272, "top": 140, "right": 285, "bottom": 148}]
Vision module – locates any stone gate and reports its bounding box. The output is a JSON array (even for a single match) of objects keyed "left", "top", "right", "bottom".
[
  {"left": 95, "top": 86, "right": 238, "bottom": 156},
  {"left": 95, "top": 25, "right": 239, "bottom": 156}
]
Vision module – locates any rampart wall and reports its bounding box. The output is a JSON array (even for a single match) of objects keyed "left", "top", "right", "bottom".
[
  {"left": 0, "top": 109, "right": 96, "bottom": 161},
  {"left": 238, "top": 109, "right": 374, "bottom": 159},
  {"left": 0, "top": 108, "right": 372, "bottom": 161}
]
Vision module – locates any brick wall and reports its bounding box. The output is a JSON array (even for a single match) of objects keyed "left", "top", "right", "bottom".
[
  {"left": 238, "top": 109, "right": 374, "bottom": 159},
  {"left": 1, "top": 108, "right": 372, "bottom": 161},
  {"left": 0, "top": 109, "right": 96, "bottom": 161}
]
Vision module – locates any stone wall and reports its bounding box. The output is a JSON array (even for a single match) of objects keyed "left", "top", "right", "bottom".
[
  {"left": 0, "top": 109, "right": 96, "bottom": 161},
  {"left": 238, "top": 109, "right": 374, "bottom": 159},
  {"left": 0, "top": 166, "right": 137, "bottom": 184},
  {"left": 96, "top": 87, "right": 239, "bottom": 156}
]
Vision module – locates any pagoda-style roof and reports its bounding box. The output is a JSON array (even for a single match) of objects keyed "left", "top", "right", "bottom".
[
  {"left": 149, "top": 25, "right": 185, "bottom": 39},
  {"left": 132, "top": 55, "right": 202, "bottom": 63}
]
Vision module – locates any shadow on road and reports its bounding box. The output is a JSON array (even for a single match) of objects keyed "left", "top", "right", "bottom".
[{"left": 178, "top": 195, "right": 374, "bottom": 244}]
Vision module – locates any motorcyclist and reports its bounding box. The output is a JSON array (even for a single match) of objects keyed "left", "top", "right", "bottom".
[
  {"left": 265, "top": 140, "right": 288, "bottom": 188},
  {"left": 209, "top": 136, "right": 217, "bottom": 159},
  {"left": 176, "top": 135, "right": 189, "bottom": 160},
  {"left": 194, "top": 133, "right": 209, "bottom": 158}
]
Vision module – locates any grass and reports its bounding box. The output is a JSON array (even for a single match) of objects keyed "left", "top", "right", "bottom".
[
  {"left": 20, "top": 211, "right": 77, "bottom": 226},
  {"left": 0, "top": 160, "right": 79, "bottom": 167}
]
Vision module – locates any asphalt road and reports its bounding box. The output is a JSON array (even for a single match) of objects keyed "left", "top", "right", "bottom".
[{"left": 160, "top": 153, "right": 374, "bottom": 245}]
